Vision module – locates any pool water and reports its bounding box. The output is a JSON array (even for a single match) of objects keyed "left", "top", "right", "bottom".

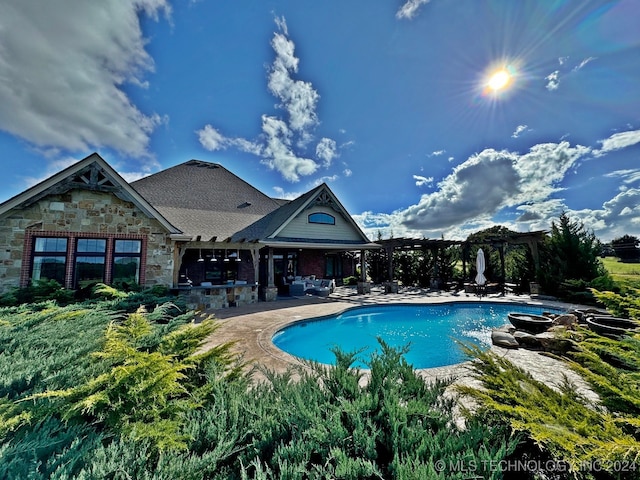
[{"left": 272, "top": 302, "right": 564, "bottom": 369}]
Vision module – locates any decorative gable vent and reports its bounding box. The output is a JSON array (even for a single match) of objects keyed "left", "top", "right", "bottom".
[
  {"left": 21, "top": 161, "right": 131, "bottom": 208},
  {"left": 71, "top": 166, "right": 117, "bottom": 188},
  {"left": 313, "top": 191, "right": 335, "bottom": 209}
]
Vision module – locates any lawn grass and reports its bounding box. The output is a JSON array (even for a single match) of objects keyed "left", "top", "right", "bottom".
[
  {"left": 601, "top": 256, "right": 640, "bottom": 275},
  {"left": 601, "top": 256, "right": 640, "bottom": 290}
]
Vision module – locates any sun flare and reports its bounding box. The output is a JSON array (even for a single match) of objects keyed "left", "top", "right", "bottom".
[{"left": 487, "top": 69, "right": 511, "bottom": 91}]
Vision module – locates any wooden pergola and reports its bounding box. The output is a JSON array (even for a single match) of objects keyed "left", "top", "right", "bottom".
[{"left": 376, "top": 230, "right": 547, "bottom": 291}]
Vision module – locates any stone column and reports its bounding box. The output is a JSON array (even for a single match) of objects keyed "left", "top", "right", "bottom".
[
  {"left": 262, "top": 247, "right": 278, "bottom": 302},
  {"left": 357, "top": 248, "right": 371, "bottom": 294}
]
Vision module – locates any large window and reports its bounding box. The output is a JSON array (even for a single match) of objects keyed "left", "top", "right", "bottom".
[
  {"left": 308, "top": 212, "right": 335, "bottom": 225},
  {"left": 29, "top": 235, "right": 144, "bottom": 289},
  {"left": 113, "top": 240, "right": 142, "bottom": 285},
  {"left": 32, "top": 237, "right": 67, "bottom": 285},
  {"left": 75, "top": 239, "right": 107, "bottom": 288}
]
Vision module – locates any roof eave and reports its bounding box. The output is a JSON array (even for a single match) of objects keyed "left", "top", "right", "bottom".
[{"left": 258, "top": 240, "right": 381, "bottom": 250}]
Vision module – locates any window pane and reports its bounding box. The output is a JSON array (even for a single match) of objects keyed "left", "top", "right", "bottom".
[
  {"left": 77, "top": 239, "right": 106, "bottom": 253},
  {"left": 115, "top": 240, "right": 141, "bottom": 254},
  {"left": 34, "top": 237, "right": 67, "bottom": 253},
  {"left": 75, "top": 256, "right": 105, "bottom": 288},
  {"left": 325, "top": 257, "right": 335, "bottom": 278},
  {"left": 113, "top": 257, "right": 140, "bottom": 284},
  {"left": 308, "top": 213, "right": 335, "bottom": 225},
  {"left": 32, "top": 256, "right": 66, "bottom": 284}
]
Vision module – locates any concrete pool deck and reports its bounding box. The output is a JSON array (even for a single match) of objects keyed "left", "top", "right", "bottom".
[{"left": 200, "top": 284, "right": 599, "bottom": 404}]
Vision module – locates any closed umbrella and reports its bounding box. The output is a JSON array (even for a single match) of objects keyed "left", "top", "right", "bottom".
[{"left": 475, "top": 248, "right": 487, "bottom": 286}]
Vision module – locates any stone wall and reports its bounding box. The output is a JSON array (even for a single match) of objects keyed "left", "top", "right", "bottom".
[
  {"left": 178, "top": 284, "right": 259, "bottom": 311},
  {"left": 0, "top": 189, "right": 175, "bottom": 293}
]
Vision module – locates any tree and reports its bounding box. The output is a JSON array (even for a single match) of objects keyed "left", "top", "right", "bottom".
[
  {"left": 611, "top": 234, "right": 640, "bottom": 262},
  {"left": 538, "top": 212, "right": 605, "bottom": 296}
]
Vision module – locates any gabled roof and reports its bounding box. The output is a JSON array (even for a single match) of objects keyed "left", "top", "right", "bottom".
[
  {"left": 231, "top": 183, "right": 379, "bottom": 249},
  {"left": 0, "top": 152, "right": 182, "bottom": 235},
  {"left": 131, "top": 160, "right": 282, "bottom": 241}
]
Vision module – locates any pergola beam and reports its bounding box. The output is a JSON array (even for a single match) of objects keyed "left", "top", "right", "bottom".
[{"left": 376, "top": 231, "right": 547, "bottom": 287}]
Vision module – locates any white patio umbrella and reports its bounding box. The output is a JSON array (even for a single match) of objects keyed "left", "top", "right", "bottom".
[{"left": 475, "top": 248, "right": 487, "bottom": 286}]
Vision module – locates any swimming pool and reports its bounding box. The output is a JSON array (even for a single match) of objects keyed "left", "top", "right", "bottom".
[{"left": 272, "top": 302, "right": 565, "bottom": 369}]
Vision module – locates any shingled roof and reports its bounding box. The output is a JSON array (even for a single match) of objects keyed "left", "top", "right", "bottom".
[
  {"left": 131, "top": 160, "right": 282, "bottom": 241},
  {"left": 229, "top": 184, "right": 321, "bottom": 244}
]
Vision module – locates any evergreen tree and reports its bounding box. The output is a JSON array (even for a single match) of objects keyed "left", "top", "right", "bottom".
[{"left": 538, "top": 212, "right": 605, "bottom": 295}]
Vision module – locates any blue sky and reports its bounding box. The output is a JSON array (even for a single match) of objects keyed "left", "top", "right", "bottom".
[{"left": 1, "top": 0, "right": 639, "bottom": 241}]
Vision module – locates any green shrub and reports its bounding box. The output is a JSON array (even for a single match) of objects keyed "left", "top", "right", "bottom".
[
  {"left": 591, "top": 288, "right": 640, "bottom": 320},
  {"left": 457, "top": 344, "right": 640, "bottom": 478},
  {"left": 239, "top": 341, "right": 515, "bottom": 479},
  {"left": 0, "top": 279, "right": 75, "bottom": 307},
  {"left": 343, "top": 276, "right": 358, "bottom": 286},
  {"left": 30, "top": 307, "right": 239, "bottom": 452}
]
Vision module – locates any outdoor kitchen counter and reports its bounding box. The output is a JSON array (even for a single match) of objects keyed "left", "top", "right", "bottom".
[{"left": 172, "top": 283, "right": 259, "bottom": 310}]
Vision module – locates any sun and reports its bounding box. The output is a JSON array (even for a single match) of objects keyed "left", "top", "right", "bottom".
[{"left": 487, "top": 69, "right": 512, "bottom": 91}]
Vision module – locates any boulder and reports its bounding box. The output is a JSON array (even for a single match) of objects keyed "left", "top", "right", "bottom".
[
  {"left": 491, "top": 330, "right": 519, "bottom": 349},
  {"left": 534, "top": 332, "right": 579, "bottom": 354},
  {"left": 513, "top": 330, "right": 541, "bottom": 348},
  {"left": 552, "top": 313, "right": 578, "bottom": 328},
  {"left": 494, "top": 324, "right": 516, "bottom": 334}
]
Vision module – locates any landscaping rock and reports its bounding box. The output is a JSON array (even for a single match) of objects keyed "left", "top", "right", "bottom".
[
  {"left": 491, "top": 330, "right": 519, "bottom": 349},
  {"left": 513, "top": 331, "right": 541, "bottom": 348},
  {"left": 552, "top": 313, "right": 578, "bottom": 328},
  {"left": 534, "top": 331, "right": 579, "bottom": 354},
  {"left": 494, "top": 324, "right": 515, "bottom": 334}
]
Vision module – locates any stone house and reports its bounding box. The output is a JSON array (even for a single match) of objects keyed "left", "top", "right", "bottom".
[{"left": 0, "top": 153, "right": 378, "bottom": 307}]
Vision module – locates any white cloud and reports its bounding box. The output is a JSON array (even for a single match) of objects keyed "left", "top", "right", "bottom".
[
  {"left": 511, "top": 125, "right": 529, "bottom": 138},
  {"left": 428, "top": 150, "right": 445, "bottom": 157},
  {"left": 343, "top": 168, "right": 353, "bottom": 177},
  {"left": 356, "top": 132, "right": 640, "bottom": 242},
  {"left": 272, "top": 186, "right": 303, "bottom": 200},
  {"left": 197, "top": 125, "right": 228, "bottom": 151},
  {"left": 316, "top": 138, "right": 338, "bottom": 166},
  {"left": 511, "top": 142, "right": 590, "bottom": 204},
  {"left": 0, "top": 0, "right": 170, "bottom": 161},
  {"left": 197, "top": 16, "right": 343, "bottom": 184},
  {"left": 268, "top": 23, "right": 319, "bottom": 135},
  {"left": 260, "top": 115, "right": 318, "bottom": 182},
  {"left": 545, "top": 56, "right": 598, "bottom": 94},
  {"left": 604, "top": 169, "right": 640, "bottom": 185},
  {"left": 573, "top": 56, "right": 596, "bottom": 71},
  {"left": 355, "top": 131, "right": 640, "bottom": 242},
  {"left": 401, "top": 149, "right": 522, "bottom": 232},
  {"left": 389, "top": 141, "right": 588, "bottom": 235},
  {"left": 595, "top": 129, "right": 640, "bottom": 155},
  {"left": 545, "top": 70, "right": 560, "bottom": 91},
  {"left": 197, "top": 124, "right": 262, "bottom": 155},
  {"left": 352, "top": 210, "right": 411, "bottom": 241},
  {"left": 396, "top": 0, "right": 431, "bottom": 20},
  {"left": 312, "top": 175, "right": 339, "bottom": 187},
  {"left": 566, "top": 188, "right": 640, "bottom": 241},
  {"left": 413, "top": 175, "right": 433, "bottom": 187}
]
